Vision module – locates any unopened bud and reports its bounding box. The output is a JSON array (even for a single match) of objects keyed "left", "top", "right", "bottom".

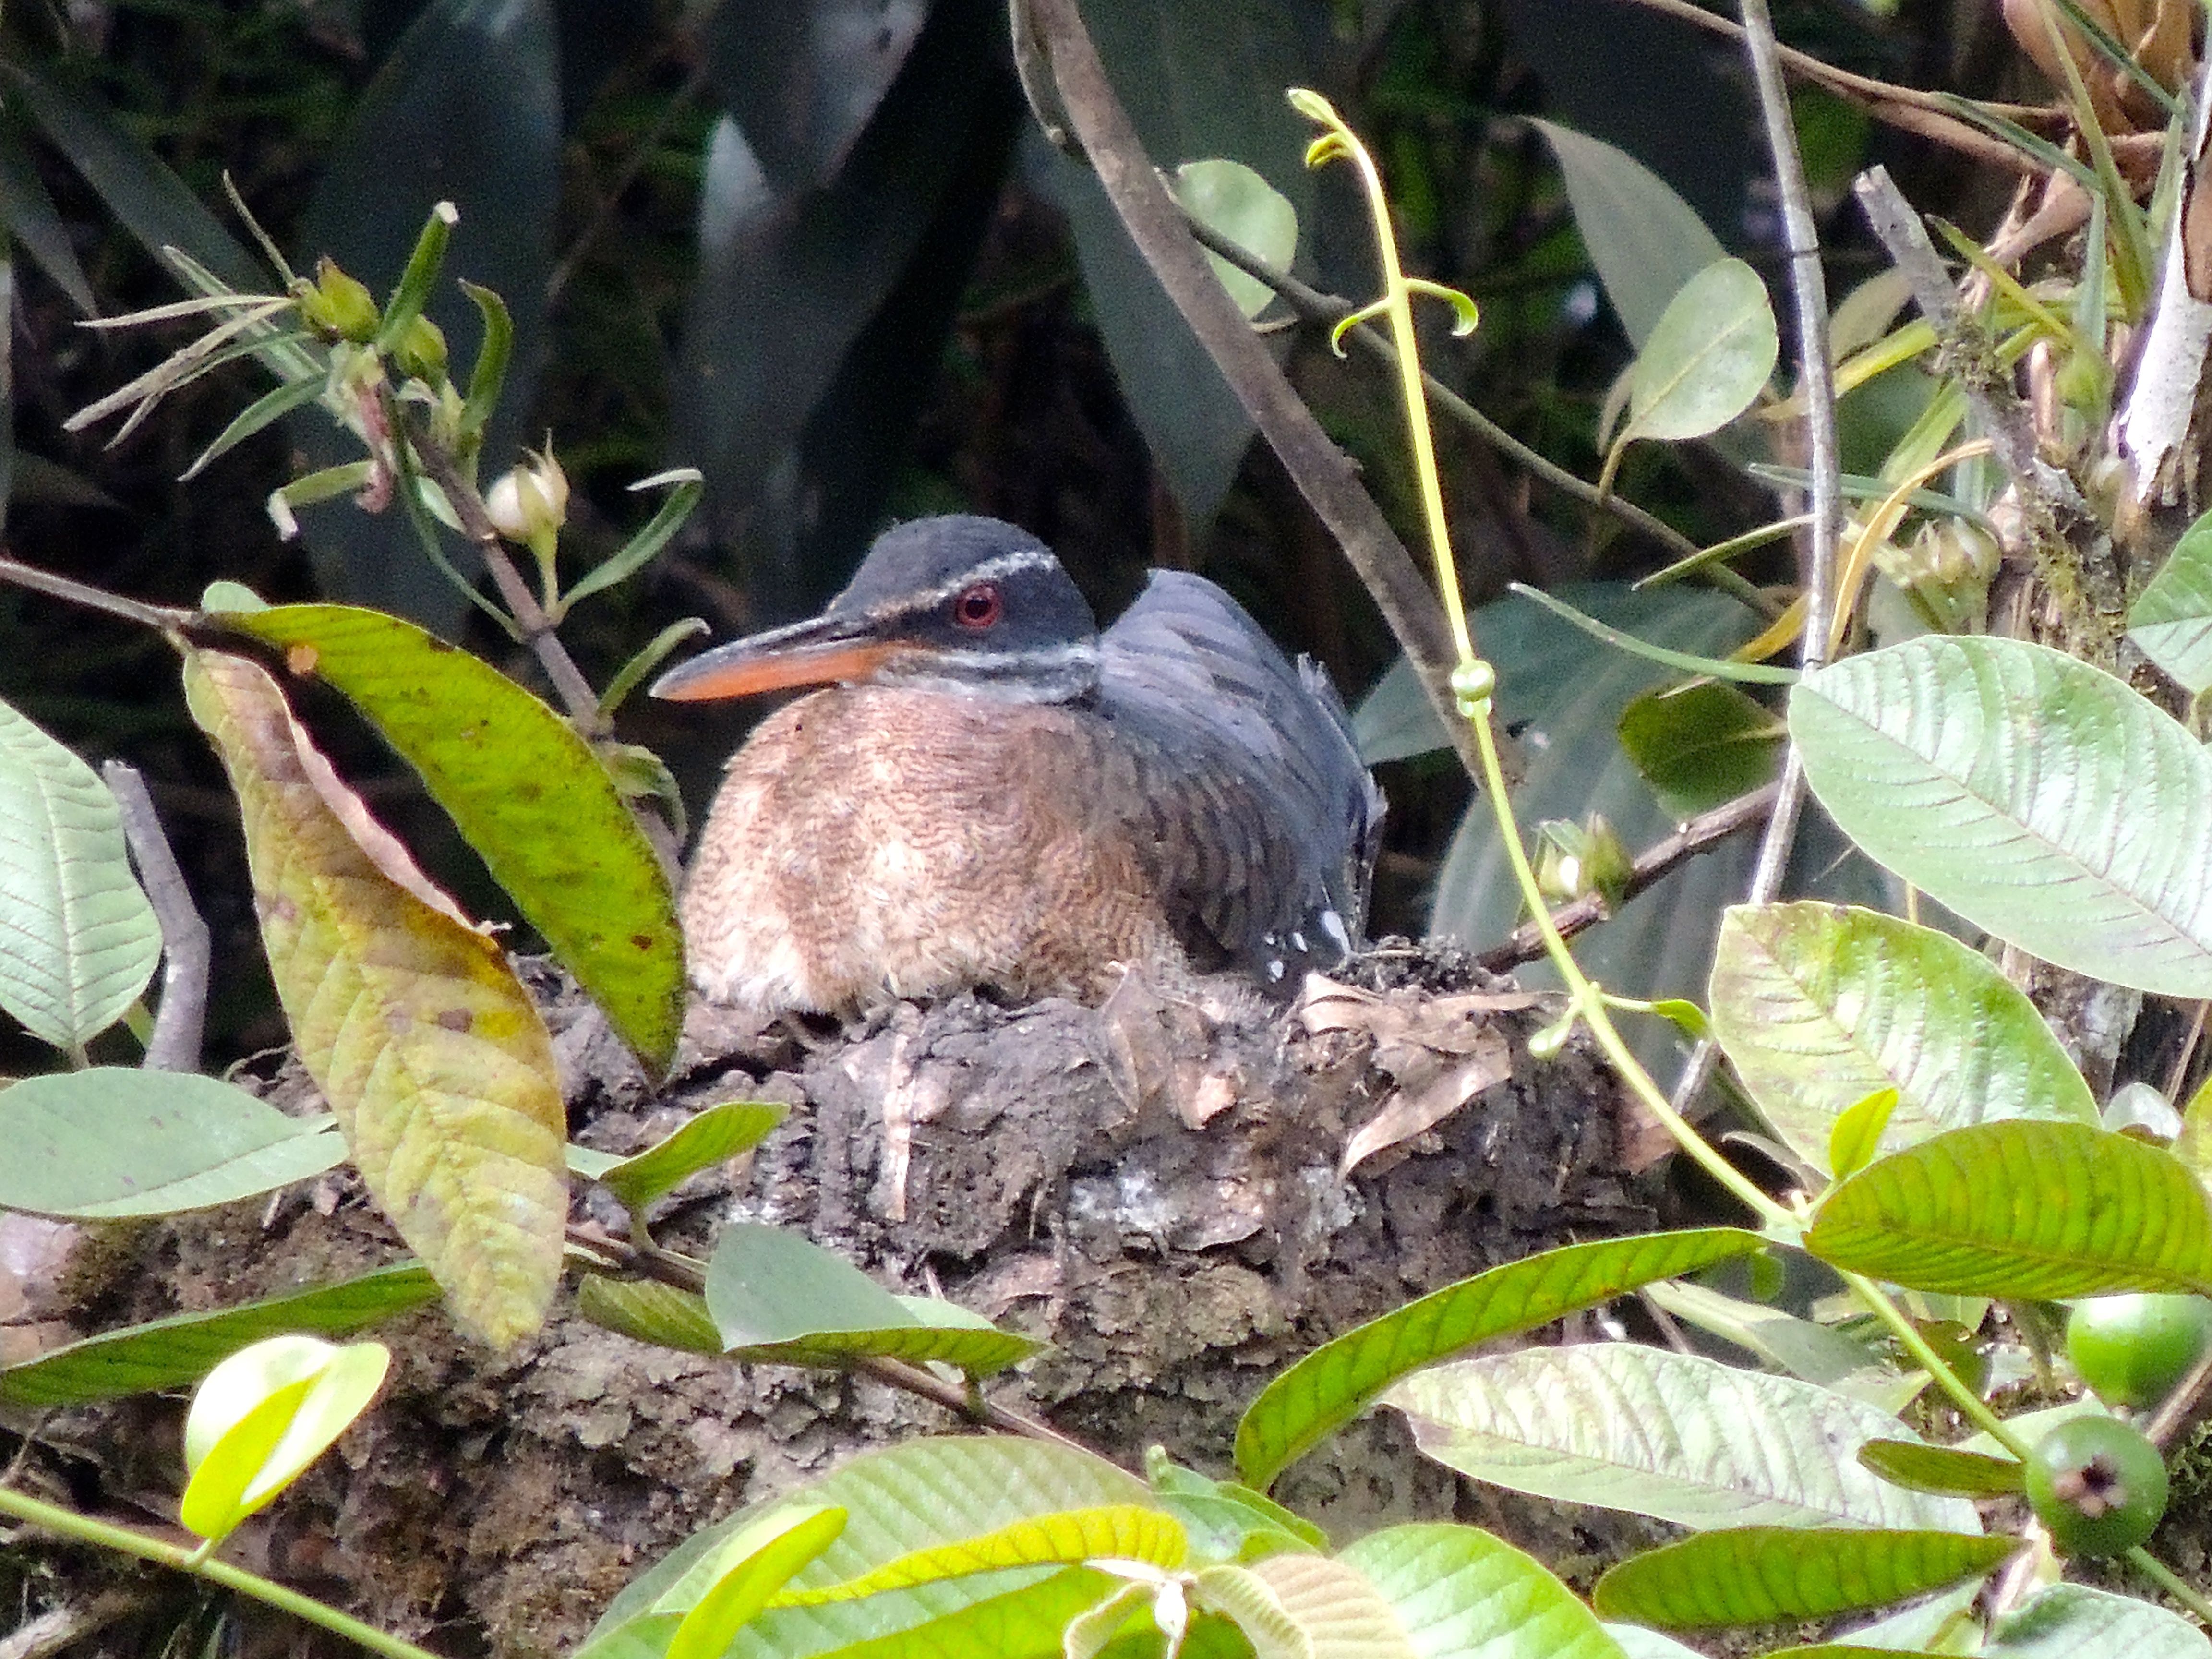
[
  {"left": 392, "top": 315, "right": 448, "bottom": 384},
  {"left": 484, "top": 445, "right": 570, "bottom": 548},
  {"left": 296, "top": 257, "right": 380, "bottom": 344}
]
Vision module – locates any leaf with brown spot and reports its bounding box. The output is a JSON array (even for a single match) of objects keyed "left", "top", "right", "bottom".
[{"left": 183, "top": 650, "right": 566, "bottom": 1348}]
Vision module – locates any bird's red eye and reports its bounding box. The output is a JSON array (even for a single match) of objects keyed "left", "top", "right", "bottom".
[{"left": 953, "top": 583, "right": 1003, "bottom": 630}]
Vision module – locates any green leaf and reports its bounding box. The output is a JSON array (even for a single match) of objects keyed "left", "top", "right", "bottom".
[
  {"left": 1529, "top": 121, "right": 1727, "bottom": 350},
  {"left": 1984, "top": 1582, "right": 2212, "bottom": 1657},
  {"left": 1806, "top": 1120, "right": 2212, "bottom": 1297},
  {"left": 179, "top": 373, "right": 327, "bottom": 483},
  {"left": 0, "top": 698, "right": 161, "bottom": 1051},
  {"left": 179, "top": 1335, "right": 390, "bottom": 1542},
  {"left": 217, "top": 604, "right": 684, "bottom": 1074},
  {"left": 185, "top": 650, "right": 568, "bottom": 1348},
  {"left": 1340, "top": 1523, "right": 1631, "bottom": 1659},
  {"left": 1623, "top": 257, "right": 1779, "bottom": 444},
  {"left": 560, "top": 469, "right": 705, "bottom": 613},
  {"left": 1856, "top": 1439, "right": 2022, "bottom": 1498},
  {"left": 2128, "top": 507, "right": 2212, "bottom": 694},
  {"left": 1616, "top": 682, "right": 1782, "bottom": 822},
  {"left": 584, "top": 1437, "right": 1151, "bottom": 1659},
  {"left": 1637, "top": 1281, "right": 1884, "bottom": 1387},
  {"left": 0, "top": 1068, "right": 345, "bottom": 1218},
  {"left": 1591, "top": 1527, "right": 2014, "bottom": 1630},
  {"left": 664, "top": 1506, "right": 848, "bottom": 1659},
  {"left": 575, "top": 1276, "right": 724, "bottom": 1357},
  {"left": 1241, "top": 1551, "right": 1415, "bottom": 1659},
  {"left": 1709, "top": 903, "right": 2100, "bottom": 1176},
  {"left": 1830, "top": 1090, "right": 1900, "bottom": 1183},
  {"left": 1147, "top": 1455, "right": 1326, "bottom": 1560},
  {"left": 1234, "top": 1229, "right": 1764, "bottom": 1491},
  {"left": 0, "top": 1263, "right": 436, "bottom": 1407},
  {"left": 770, "top": 1507, "right": 1185, "bottom": 1605},
  {"left": 1, "top": 61, "right": 261, "bottom": 290},
  {"left": 1173, "top": 159, "right": 1298, "bottom": 320},
  {"left": 706, "top": 1224, "right": 1043, "bottom": 1375},
  {"left": 1384, "top": 1345, "right": 1978, "bottom": 1531},
  {"left": 582, "top": 1103, "right": 787, "bottom": 1214},
  {"left": 1792, "top": 637, "right": 2212, "bottom": 997},
  {"left": 1507, "top": 585, "right": 1798, "bottom": 683}
]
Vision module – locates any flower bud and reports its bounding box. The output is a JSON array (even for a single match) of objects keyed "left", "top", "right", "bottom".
[
  {"left": 392, "top": 315, "right": 449, "bottom": 384},
  {"left": 296, "top": 257, "right": 380, "bottom": 344},
  {"left": 484, "top": 445, "right": 570, "bottom": 548}
]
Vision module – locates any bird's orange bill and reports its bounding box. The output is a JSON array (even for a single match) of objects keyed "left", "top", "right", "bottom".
[{"left": 651, "top": 638, "right": 904, "bottom": 701}]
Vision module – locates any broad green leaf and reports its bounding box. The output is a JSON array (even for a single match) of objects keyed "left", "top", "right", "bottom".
[
  {"left": 1173, "top": 159, "right": 1298, "bottom": 320},
  {"left": 1856, "top": 1439, "right": 2022, "bottom": 1498},
  {"left": 217, "top": 604, "right": 684, "bottom": 1074},
  {"left": 0, "top": 697, "right": 161, "bottom": 1051},
  {"left": 1592, "top": 1527, "right": 2014, "bottom": 1630},
  {"left": 179, "top": 1335, "right": 390, "bottom": 1541},
  {"left": 583, "top": 1103, "right": 788, "bottom": 1214},
  {"left": 1384, "top": 1345, "right": 1978, "bottom": 1532},
  {"left": 1147, "top": 1454, "right": 1327, "bottom": 1560},
  {"left": 1709, "top": 903, "right": 2099, "bottom": 1175},
  {"left": 1529, "top": 121, "right": 1727, "bottom": 350},
  {"left": 0, "top": 1068, "right": 344, "bottom": 1217},
  {"left": 1792, "top": 637, "right": 2212, "bottom": 997},
  {"left": 706, "top": 1223, "right": 1042, "bottom": 1374},
  {"left": 1616, "top": 682, "right": 1782, "bottom": 822},
  {"left": 1623, "top": 258, "right": 1779, "bottom": 444},
  {"left": 585, "top": 1437, "right": 1151, "bottom": 1659},
  {"left": 2129, "top": 508, "right": 2212, "bottom": 693},
  {"left": 1984, "top": 1582, "right": 2212, "bottom": 1657},
  {"left": 0, "top": 1263, "right": 436, "bottom": 1407},
  {"left": 664, "top": 1506, "right": 848, "bottom": 1659},
  {"left": 1245, "top": 1550, "right": 1416, "bottom": 1659},
  {"left": 1340, "top": 1523, "right": 1630, "bottom": 1659},
  {"left": 575, "top": 1276, "right": 724, "bottom": 1356},
  {"left": 770, "top": 1507, "right": 1184, "bottom": 1605},
  {"left": 1769, "top": 1577, "right": 1982, "bottom": 1655},
  {"left": 1805, "top": 1120, "right": 2212, "bottom": 1298},
  {"left": 1234, "top": 1229, "right": 1764, "bottom": 1490},
  {"left": 184, "top": 650, "right": 567, "bottom": 1348}
]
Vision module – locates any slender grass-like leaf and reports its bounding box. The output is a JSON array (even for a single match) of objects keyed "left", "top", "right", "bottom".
[{"left": 1507, "top": 585, "right": 1798, "bottom": 683}]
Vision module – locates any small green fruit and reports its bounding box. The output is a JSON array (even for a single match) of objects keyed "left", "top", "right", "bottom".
[
  {"left": 2066, "top": 1294, "right": 2212, "bottom": 1410},
  {"left": 2023, "top": 1414, "right": 2168, "bottom": 1558}
]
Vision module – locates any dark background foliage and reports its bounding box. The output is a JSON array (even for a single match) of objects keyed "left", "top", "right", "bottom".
[{"left": 0, "top": 0, "right": 2017, "bottom": 1060}]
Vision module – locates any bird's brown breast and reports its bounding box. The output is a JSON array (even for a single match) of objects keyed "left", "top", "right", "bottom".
[{"left": 682, "top": 685, "right": 1187, "bottom": 1015}]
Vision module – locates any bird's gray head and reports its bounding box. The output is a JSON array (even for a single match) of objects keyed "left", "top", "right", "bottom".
[{"left": 650, "top": 516, "right": 1102, "bottom": 706}]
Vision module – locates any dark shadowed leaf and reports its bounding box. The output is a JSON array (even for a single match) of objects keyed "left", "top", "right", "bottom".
[
  {"left": 1710, "top": 903, "right": 2098, "bottom": 1176},
  {"left": 0, "top": 1069, "right": 343, "bottom": 1218},
  {"left": 292, "top": 0, "right": 559, "bottom": 629},
  {"left": 0, "top": 1264, "right": 436, "bottom": 1407},
  {"left": 1529, "top": 120, "right": 1727, "bottom": 350},
  {"left": 1617, "top": 682, "right": 1782, "bottom": 822},
  {"left": 1592, "top": 1527, "right": 2013, "bottom": 1630},
  {"left": 1793, "top": 637, "right": 2212, "bottom": 997},
  {"left": 1234, "top": 1229, "right": 1763, "bottom": 1490},
  {"left": 1806, "top": 1120, "right": 2212, "bottom": 1297},
  {"left": 0, "top": 116, "right": 96, "bottom": 314},
  {"left": 218, "top": 603, "right": 684, "bottom": 1075}
]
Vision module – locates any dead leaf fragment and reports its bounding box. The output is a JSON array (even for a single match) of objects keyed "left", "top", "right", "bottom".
[
  {"left": 184, "top": 650, "right": 566, "bottom": 1347},
  {"left": 1301, "top": 976, "right": 1525, "bottom": 1176}
]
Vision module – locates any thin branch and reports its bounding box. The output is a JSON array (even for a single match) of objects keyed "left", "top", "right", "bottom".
[
  {"left": 102, "top": 762, "right": 208, "bottom": 1074},
  {"left": 1671, "top": 0, "right": 1843, "bottom": 1116},
  {"left": 563, "top": 1224, "right": 1097, "bottom": 1457},
  {"left": 1477, "top": 782, "right": 1779, "bottom": 972},
  {"left": 1181, "top": 210, "right": 1783, "bottom": 618},
  {"left": 0, "top": 557, "right": 193, "bottom": 633},
  {"left": 1022, "top": 0, "right": 1484, "bottom": 782}
]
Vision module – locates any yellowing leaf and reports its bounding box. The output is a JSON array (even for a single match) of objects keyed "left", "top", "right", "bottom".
[{"left": 183, "top": 650, "right": 566, "bottom": 1347}]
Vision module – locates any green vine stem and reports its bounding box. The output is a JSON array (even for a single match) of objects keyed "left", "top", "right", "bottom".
[{"left": 0, "top": 1484, "right": 446, "bottom": 1659}]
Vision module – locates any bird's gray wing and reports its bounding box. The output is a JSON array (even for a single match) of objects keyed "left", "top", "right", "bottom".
[{"left": 1098, "top": 571, "right": 1383, "bottom": 986}]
